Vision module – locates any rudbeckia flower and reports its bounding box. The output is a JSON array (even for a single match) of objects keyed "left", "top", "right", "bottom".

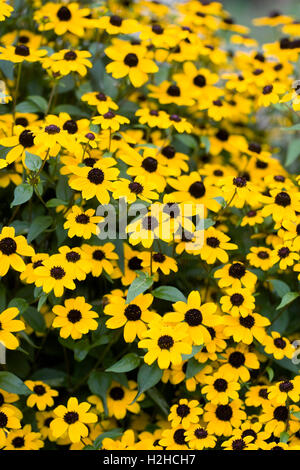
[
  {"left": 201, "top": 372, "right": 240, "bottom": 405},
  {"left": 95, "top": 15, "right": 139, "bottom": 35},
  {"left": 0, "top": 406, "right": 21, "bottom": 447},
  {"left": 92, "top": 111, "right": 129, "bottom": 132},
  {"left": 105, "top": 43, "right": 158, "bottom": 87},
  {"left": 42, "top": 49, "right": 92, "bottom": 77},
  {"left": 33, "top": 254, "right": 76, "bottom": 297},
  {"left": 4, "top": 424, "right": 44, "bottom": 450},
  {"left": 25, "top": 381, "right": 58, "bottom": 411},
  {"left": 263, "top": 331, "right": 295, "bottom": 360},
  {"left": 81, "top": 243, "right": 118, "bottom": 277},
  {"left": 68, "top": 157, "right": 119, "bottom": 204},
  {"left": 223, "top": 312, "right": 270, "bottom": 345},
  {"left": 203, "top": 400, "right": 246, "bottom": 436},
  {"left": 106, "top": 381, "right": 143, "bottom": 420},
  {"left": 185, "top": 424, "right": 217, "bottom": 450},
  {"left": 138, "top": 319, "right": 192, "bottom": 369},
  {"left": 50, "top": 397, "right": 97, "bottom": 443},
  {"left": 164, "top": 290, "right": 218, "bottom": 346},
  {"left": 0, "top": 0, "right": 13, "bottom": 21},
  {"left": 169, "top": 399, "right": 203, "bottom": 428},
  {"left": 0, "top": 44, "right": 47, "bottom": 63},
  {"left": 105, "top": 292, "right": 156, "bottom": 343},
  {"left": 0, "top": 226, "right": 34, "bottom": 276},
  {"left": 34, "top": 3, "right": 92, "bottom": 37},
  {"left": 52, "top": 297, "right": 98, "bottom": 340},
  {"left": 63, "top": 206, "right": 102, "bottom": 239},
  {"left": 0, "top": 307, "right": 25, "bottom": 350}
]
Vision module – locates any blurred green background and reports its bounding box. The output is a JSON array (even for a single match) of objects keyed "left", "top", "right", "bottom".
[{"left": 219, "top": 0, "right": 300, "bottom": 28}]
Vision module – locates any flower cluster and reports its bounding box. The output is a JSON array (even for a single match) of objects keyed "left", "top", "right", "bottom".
[{"left": 0, "top": 0, "right": 299, "bottom": 452}]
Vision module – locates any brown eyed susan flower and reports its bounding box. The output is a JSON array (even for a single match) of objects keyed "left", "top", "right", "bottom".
[
  {"left": 81, "top": 92, "right": 119, "bottom": 115},
  {"left": 135, "top": 108, "right": 169, "bottom": 129},
  {"left": 105, "top": 42, "right": 158, "bottom": 88},
  {"left": 268, "top": 377, "right": 300, "bottom": 405},
  {"left": 263, "top": 331, "right": 295, "bottom": 360},
  {"left": 34, "top": 2, "right": 92, "bottom": 37},
  {"left": 92, "top": 111, "right": 129, "bottom": 132},
  {"left": 169, "top": 399, "right": 203, "bottom": 428},
  {"left": 63, "top": 206, "right": 102, "bottom": 239},
  {"left": 185, "top": 424, "right": 217, "bottom": 450},
  {"left": 4, "top": 424, "right": 44, "bottom": 450},
  {"left": 247, "top": 246, "right": 273, "bottom": 271},
  {"left": 25, "top": 381, "right": 58, "bottom": 411},
  {"left": 42, "top": 49, "right": 92, "bottom": 77},
  {"left": 68, "top": 157, "right": 119, "bottom": 204},
  {"left": 0, "top": 125, "right": 42, "bottom": 164},
  {"left": 214, "top": 262, "right": 257, "bottom": 290},
  {"left": 120, "top": 244, "right": 148, "bottom": 286},
  {"left": 127, "top": 207, "right": 172, "bottom": 248},
  {"left": 51, "top": 397, "right": 97, "bottom": 443},
  {"left": 0, "top": 307, "right": 25, "bottom": 350},
  {"left": 0, "top": 0, "right": 13, "bottom": 21},
  {"left": 95, "top": 14, "right": 139, "bottom": 35},
  {"left": 218, "top": 344, "right": 260, "bottom": 382},
  {"left": 164, "top": 290, "right": 218, "bottom": 346},
  {"left": 204, "top": 400, "right": 247, "bottom": 437},
  {"left": 111, "top": 175, "right": 159, "bottom": 204},
  {"left": 81, "top": 243, "right": 118, "bottom": 277},
  {"left": 105, "top": 293, "right": 157, "bottom": 343},
  {"left": 201, "top": 372, "right": 240, "bottom": 405},
  {"left": 159, "top": 425, "right": 189, "bottom": 450},
  {"left": 198, "top": 227, "right": 237, "bottom": 264},
  {"left": 57, "top": 246, "right": 91, "bottom": 281},
  {"left": 220, "top": 287, "right": 255, "bottom": 317},
  {"left": 262, "top": 189, "right": 300, "bottom": 223},
  {"left": 148, "top": 81, "right": 195, "bottom": 106},
  {"left": 0, "top": 406, "right": 21, "bottom": 447},
  {"left": 270, "top": 242, "right": 299, "bottom": 270},
  {"left": 106, "top": 381, "right": 143, "bottom": 420},
  {"left": 0, "top": 226, "right": 35, "bottom": 277},
  {"left": 257, "top": 82, "right": 287, "bottom": 107},
  {"left": 223, "top": 312, "right": 270, "bottom": 345},
  {"left": 0, "top": 44, "right": 47, "bottom": 63},
  {"left": 138, "top": 319, "right": 192, "bottom": 369},
  {"left": 141, "top": 251, "right": 178, "bottom": 276},
  {"left": 33, "top": 254, "right": 75, "bottom": 297},
  {"left": 52, "top": 297, "right": 98, "bottom": 340},
  {"left": 221, "top": 433, "right": 258, "bottom": 451}
]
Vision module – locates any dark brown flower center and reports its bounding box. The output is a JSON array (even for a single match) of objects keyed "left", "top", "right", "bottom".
[
  {"left": 230, "top": 293, "right": 244, "bottom": 306},
  {"left": 63, "top": 119, "right": 78, "bottom": 134},
  {"left": 274, "top": 337, "right": 286, "bottom": 349},
  {"left": 57, "top": 6, "right": 72, "bottom": 21},
  {"left": 228, "top": 351, "right": 245, "bottom": 368},
  {"left": 33, "top": 384, "right": 46, "bottom": 396},
  {"left": 279, "top": 381, "right": 293, "bottom": 393},
  {"left": 64, "top": 51, "right": 77, "bottom": 61},
  {"left": 142, "top": 157, "right": 158, "bottom": 173},
  {"left": 216, "top": 404, "right": 233, "bottom": 421},
  {"left": 229, "top": 262, "right": 246, "bottom": 279},
  {"left": 75, "top": 214, "right": 90, "bottom": 224},
  {"left": 19, "top": 129, "right": 34, "bottom": 147},
  {"left": 124, "top": 53, "right": 139, "bottom": 67},
  {"left": 64, "top": 411, "right": 79, "bottom": 424},
  {"left": 153, "top": 253, "right": 165, "bottom": 263},
  {"left": 239, "top": 315, "right": 255, "bottom": 329},
  {"left": 173, "top": 428, "right": 186, "bottom": 445},
  {"left": 142, "top": 216, "right": 159, "bottom": 231},
  {"left": 128, "top": 256, "right": 142, "bottom": 270},
  {"left": 66, "top": 251, "right": 80, "bottom": 263},
  {"left": 0, "top": 237, "right": 17, "bottom": 255},
  {"left": 273, "top": 406, "right": 288, "bottom": 422},
  {"left": 15, "top": 44, "right": 30, "bottom": 56},
  {"left": 50, "top": 266, "right": 65, "bottom": 280},
  {"left": 275, "top": 192, "right": 291, "bottom": 207},
  {"left": 213, "top": 378, "right": 228, "bottom": 392},
  {"left": 0, "top": 412, "right": 8, "bottom": 428},
  {"left": 109, "top": 15, "right": 123, "bottom": 27},
  {"left": 167, "top": 85, "right": 180, "bottom": 97},
  {"left": 158, "top": 335, "right": 174, "bottom": 350},
  {"left": 176, "top": 404, "right": 190, "bottom": 418},
  {"left": 87, "top": 168, "right": 104, "bottom": 184},
  {"left": 185, "top": 308, "right": 203, "bottom": 326},
  {"left": 67, "top": 309, "right": 82, "bottom": 323},
  {"left": 124, "top": 304, "right": 142, "bottom": 321},
  {"left": 189, "top": 181, "right": 206, "bottom": 198},
  {"left": 206, "top": 236, "right": 220, "bottom": 248},
  {"left": 109, "top": 386, "right": 124, "bottom": 400}
]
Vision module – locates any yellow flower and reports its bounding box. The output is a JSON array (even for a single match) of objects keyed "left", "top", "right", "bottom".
[
  {"left": 164, "top": 290, "right": 218, "bottom": 346},
  {"left": 106, "top": 381, "right": 143, "bottom": 420},
  {"left": 0, "top": 226, "right": 34, "bottom": 276},
  {"left": 4, "top": 424, "right": 44, "bottom": 450},
  {"left": 51, "top": 397, "right": 97, "bottom": 443},
  {"left": 52, "top": 297, "right": 98, "bottom": 340},
  {"left": 81, "top": 243, "right": 118, "bottom": 277},
  {"left": 42, "top": 49, "right": 92, "bottom": 77},
  {"left": 34, "top": 2, "right": 92, "bottom": 37},
  {"left": 105, "top": 42, "right": 158, "bottom": 87},
  {"left": 0, "top": 407, "right": 21, "bottom": 448},
  {"left": 25, "top": 381, "right": 58, "bottom": 411},
  {"left": 169, "top": 399, "right": 203, "bottom": 428},
  {"left": 63, "top": 206, "right": 102, "bottom": 239},
  {"left": 105, "top": 293, "right": 156, "bottom": 343},
  {"left": 138, "top": 319, "right": 192, "bottom": 369},
  {"left": 34, "top": 254, "right": 75, "bottom": 297}
]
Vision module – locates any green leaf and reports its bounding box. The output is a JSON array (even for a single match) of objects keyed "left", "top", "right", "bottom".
[
  {"left": 93, "top": 428, "right": 123, "bottom": 449},
  {"left": 292, "top": 411, "right": 300, "bottom": 419},
  {"left": 11, "top": 184, "right": 33, "bottom": 207},
  {"left": 30, "top": 368, "right": 67, "bottom": 387},
  {"left": 27, "top": 95, "right": 47, "bottom": 113},
  {"left": 186, "top": 358, "right": 206, "bottom": 379},
  {"left": 280, "top": 431, "right": 289, "bottom": 443},
  {"left": 152, "top": 286, "right": 186, "bottom": 303},
  {"left": 286, "top": 138, "right": 300, "bottom": 166},
  {"left": 147, "top": 387, "right": 169, "bottom": 416},
  {"left": 23, "top": 306, "right": 45, "bottom": 332},
  {"left": 8, "top": 298, "right": 28, "bottom": 315},
  {"left": 126, "top": 272, "right": 154, "bottom": 303},
  {"left": 46, "top": 198, "right": 67, "bottom": 208},
  {"left": 269, "top": 279, "right": 290, "bottom": 298},
  {"left": 266, "top": 366, "right": 274, "bottom": 382},
  {"left": 24, "top": 152, "right": 42, "bottom": 172},
  {"left": 135, "top": 363, "right": 162, "bottom": 401},
  {"left": 182, "top": 345, "right": 203, "bottom": 361},
  {"left": 106, "top": 353, "right": 141, "bottom": 373},
  {"left": 175, "top": 134, "right": 197, "bottom": 149},
  {"left": 0, "top": 372, "right": 30, "bottom": 395},
  {"left": 87, "top": 371, "right": 111, "bottom": 415},
  {"left": 276, "top": 292, "right": 299, "bottom": 310},
  {"left": 16, "top": 101, "right": 41, "bottom": 113},
  {"left": 0, "top": 145, "right": 14, "bottom": 160},
  {"left": 27, "top": 216, "right": 53, "bottom": 243}
]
